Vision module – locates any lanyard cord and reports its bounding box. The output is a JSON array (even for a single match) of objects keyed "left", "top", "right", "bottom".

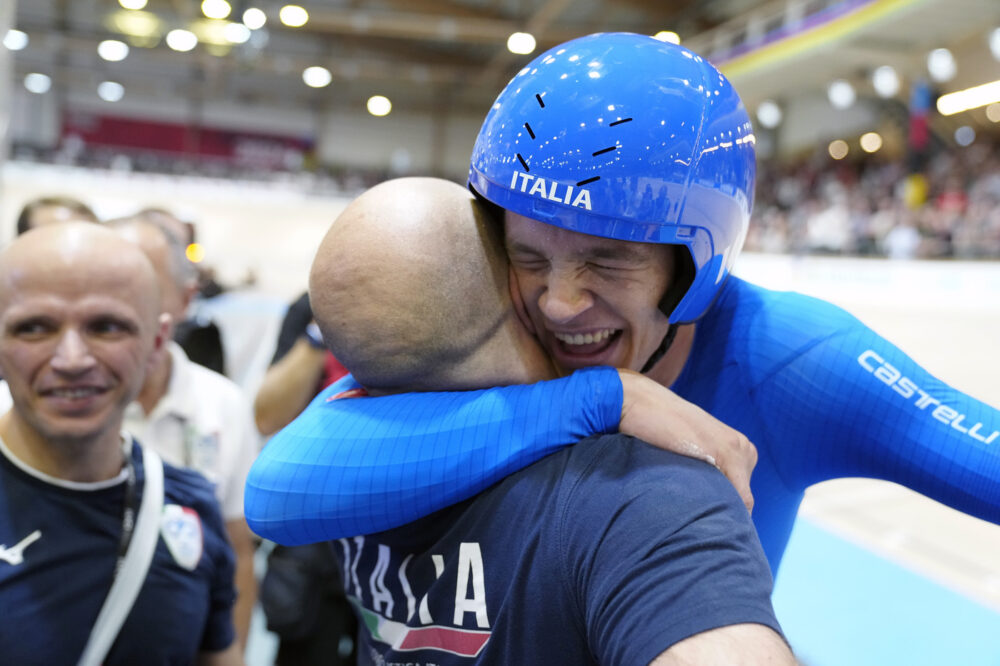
[{"left": 113, "top": 450, "right": 138, "bottom": 575}]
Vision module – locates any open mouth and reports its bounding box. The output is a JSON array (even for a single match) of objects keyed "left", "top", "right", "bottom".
[{"left": 551, "top": 328, "right": 621, "bottom": 358}]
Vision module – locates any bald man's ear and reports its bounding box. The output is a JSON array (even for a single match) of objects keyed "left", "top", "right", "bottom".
[
  {"left": 148, "top": 313, "right": 172, "bottom": 371},
  {"left": 181, "top": 281, "right": 198, "bottom": 315}
]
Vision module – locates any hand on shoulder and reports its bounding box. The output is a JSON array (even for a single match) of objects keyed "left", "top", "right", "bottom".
[{"left": 617, "top": 369, "right": 758, "bottom": 512}]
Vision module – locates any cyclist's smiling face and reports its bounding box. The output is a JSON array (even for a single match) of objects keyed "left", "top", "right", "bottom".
[{"left": 504, "top": 211, "right": 673, "bottom": 374}]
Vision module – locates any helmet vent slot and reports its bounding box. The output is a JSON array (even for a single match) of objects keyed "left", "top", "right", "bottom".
[
  {"left": 535, "top": 93, "right": 545, "bottom": 108},
  {"left": 524, "top": 123, "right": 536, "bottom": 139},
  {"left": 576, "top": 176, "right": 600, "bottom": 186},
  {"left": 608, "top": 117, "right": 633, "bottom": 127},
  {"left": 516, "top": 153, "right": 530, "bottom": 171},
  {"left": 592, "top": 146, "right": 617, "bottom": 156}
]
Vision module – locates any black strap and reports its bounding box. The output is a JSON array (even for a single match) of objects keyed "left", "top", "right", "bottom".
[
  {"left": 113, "top": 449, "right": 138, "bottom": 575},
  {"left": 640, "top": 323, "right": 678, "bottom": 375}
]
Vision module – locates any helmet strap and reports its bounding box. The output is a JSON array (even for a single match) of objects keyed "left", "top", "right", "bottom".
[
  {"left": 640, "top": 323, "right": 678, "bottom": 374},
  {"left": 640, "top": 246, "right": 690, "bottom": 373}
]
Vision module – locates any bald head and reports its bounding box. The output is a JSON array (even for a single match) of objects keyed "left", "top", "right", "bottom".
[
  {"left": 0, "top": 223, "right": 170, "bottom": 456},
  {"left": 111, "top": 219, "right": 197, "bottom": 326},
  {"left": 134, "top": 208, "right": 193, "bottom": 246},
  {"left": 309, "top": 177, "right": 553, "bottom": 393},
  {"left": 0, "top": 223, "right": 161, "bottom": 320},
  {"left": 16, "top": 196, "right": 99, "bottom": 236}
]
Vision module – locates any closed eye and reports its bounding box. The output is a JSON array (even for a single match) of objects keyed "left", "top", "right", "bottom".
[
  {"left": 506, "top": 243, "right": 550, "bottom": 271},
  {"left": 587, "top": 261, "right": 645, "bottom": 272},
  {"left": 588, "top": 263, "right": 623, "bottom": 271},
  {"left": 509, "top": 255, "right": 549, "bottom": 272}
]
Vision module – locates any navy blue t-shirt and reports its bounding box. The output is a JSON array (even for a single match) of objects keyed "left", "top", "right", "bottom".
[
  {"left": 0, "top": 438, "right": 236, "bottom": 665},
  {"left": 338, "top": 433, "right": 780, "bottom": 666}
]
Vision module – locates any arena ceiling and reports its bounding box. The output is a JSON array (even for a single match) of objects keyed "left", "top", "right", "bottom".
[{"left": 7, "top": 0, "right": 1000, "bottom": 134}]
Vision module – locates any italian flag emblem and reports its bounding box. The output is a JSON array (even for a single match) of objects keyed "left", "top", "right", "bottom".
[{"left": 355, "top": 603, "right": 491, "bottom": 658}]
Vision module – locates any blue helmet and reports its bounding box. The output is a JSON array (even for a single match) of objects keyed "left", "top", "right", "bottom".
[{"left": 469, "top": 32, "right": 755, "bottom": 323}]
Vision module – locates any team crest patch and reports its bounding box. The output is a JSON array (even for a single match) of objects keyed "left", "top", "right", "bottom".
[{"left": 160, "top": 504, "right": 203, "bottom": 571}]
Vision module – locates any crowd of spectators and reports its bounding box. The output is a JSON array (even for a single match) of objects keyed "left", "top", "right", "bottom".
[
  {"left": 10, "top": 140, "right": 390, "bottom": 198},
  {"left": 748, "top": 137, "right": 1000, "bottom": 260},
  {"left": 13, "top": 133, "right": 1000, "bottom": 262}
]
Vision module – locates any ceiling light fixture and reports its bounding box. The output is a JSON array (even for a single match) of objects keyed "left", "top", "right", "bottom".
[
  {"left": 108, "top": 9, "right": 162, "bottom": 39},
  {"left": 937, "top": 79, "right": 1000, "bottom": 115},
  {"left": 367, "top": 95, "right": 392, "bottom": 117},
  {"left": 303, "top": 66, "right": 332, "bottom": 88},
  {"left": 828, "top": 80, "right": 856, "bottom": 109},
  {"left": 954, "top": 125, "right": 975, "bottom": 146},
  {"left": 98, "top": 39, "right": 130, "bottom": 61},
  {"left": 828, "top": 139, "right": 848, "bottom": 160},
  {"left": 3, "top": 29, "right": 28, "bottom": 51},
  {"left": 860, "top": 132, "right": 882, "bottom": 153},
  {"left": 653, "top": 31, "right": 680, "bottom": 44},
  {"left": 24, "top": 73, "right": 52, "bottom": 94},
  {"left": 756, "top": 100, "right": 782, "bottom": 128},
  {"left": 224, "top": 22, "right": 251, "bottom": 44},
  {"left": 507, "top": 32, "right": 536, "bottom": 55},
  {"left": 927, "top": 48, "right": 956, "bottom": 82},
  {"left": 201, "top": 0, "right": 232, "bottom": 20},
  {"left": 98, "top": 81, "right": 125, "bottom": 102},
  {"left": 166, "top": 29, "right": 198, "bottom": 52},
  {"left": 986, "top": 102, "right": 1000, "bottom": 122},
  {"left": 871, "top": 65, "right": 900, "bottom": 98},
  {"left": 279, "top": 5, "right": 309, "bottom": 28},
  {"left": 243, "top": 8, "right": 266, "bottom": 30}
]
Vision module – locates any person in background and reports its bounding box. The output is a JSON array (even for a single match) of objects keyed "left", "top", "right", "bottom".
[
  {"left": 882, "top": 214, "right": 923, "bottom": 259},
  {"left": 15, "top": 195, "right": 99, "bottom": 235},
  {"left": 131, "top": 208, "right": 227, "bottom": 376},
  {"left": 0, "top": 223, "right": 240, "bottom": 665},
  {"left": 253, "top": 292, "right": 348, "bottom": 437},
  {"left": 111, "top": 218, "right": 259, "bottom": 651}
]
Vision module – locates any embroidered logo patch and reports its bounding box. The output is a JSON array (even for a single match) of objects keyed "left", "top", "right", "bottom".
[
  {"left": 0, "top": 530, "right": 42, "bottom": 566},
  {"left": 160, "top": 504, "right": 203, "bottom": 571}
]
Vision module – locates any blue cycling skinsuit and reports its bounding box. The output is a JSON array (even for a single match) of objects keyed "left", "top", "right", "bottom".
[{"left": 246, "top": 277, "right": 1000, "bottom": 572}]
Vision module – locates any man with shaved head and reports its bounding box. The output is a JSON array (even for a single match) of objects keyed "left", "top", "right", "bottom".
[
  {"left": 15, "top": 195, "right": 99, "bottom": 236},
  {"left": 248, "top": 178, "right": 793, "bottom": 665},
  {"left": 309, "top": 178, "right": 553, "bottom": 394},
  {"left": 0, "top": 224, "right": 241, "bottom": 665},
  {"left": 126, "top": 208, "right": 227, "bottom": 375}
]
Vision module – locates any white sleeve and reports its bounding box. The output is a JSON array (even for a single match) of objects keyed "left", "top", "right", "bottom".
[{"left": 219, "top": 388, "right": 263, "bottom": 522}]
